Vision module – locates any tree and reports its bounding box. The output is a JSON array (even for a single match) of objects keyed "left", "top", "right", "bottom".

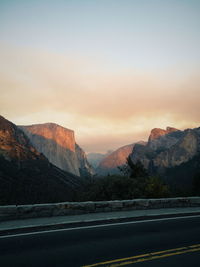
[
  {"left": 79, "top": 156, "right": 170, "bottom": 201},
  {"left": 119, "top": 155, "right": 148, "bottom": 178}
]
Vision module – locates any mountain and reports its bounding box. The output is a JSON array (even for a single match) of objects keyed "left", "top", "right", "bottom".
[
  {"left": 96, "top": 142, "right": 146, "bottom": 175},
  {"left": 0, "top": 115, "right": 83, "bottom": 205},
  {"left": 87, "top": 150, "right": 113, "bottom": 169},
  {"left": 130, "top": 126, "right": 200, "bottom": 190},
  {"left": 87, "top": 153, "right": 106, "bottom": 168},
  {"left": 148, "top": 127, "right": 179, "bottom": 143},
  {"left": 20, "top": 123, "right": 94, "bottom": 177}
]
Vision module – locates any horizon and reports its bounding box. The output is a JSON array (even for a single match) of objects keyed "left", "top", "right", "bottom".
[
  {"left": 1, "top": 113, "right": 197, "bottom": 154},
  {"left": 1, "top": 0, "right": 200, "bottom": 153}
]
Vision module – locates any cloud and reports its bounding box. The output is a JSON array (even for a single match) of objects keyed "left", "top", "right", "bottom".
[{"left": 0, "top": 45, "right": 200, "bottom": 152}]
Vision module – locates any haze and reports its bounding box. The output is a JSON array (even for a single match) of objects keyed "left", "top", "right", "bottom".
[{"left": 0, "top": 0, "right": 200, "bottom": 153}]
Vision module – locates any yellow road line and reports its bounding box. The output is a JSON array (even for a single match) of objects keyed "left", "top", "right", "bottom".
[
  {"left": 82, "top": 244, "right": 200, "bottom": 267},
  {"left": 109, "top": 247, "right": 200, "bottom": 267}
]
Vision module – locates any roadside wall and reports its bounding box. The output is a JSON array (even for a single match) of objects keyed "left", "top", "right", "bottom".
[{"left": 0, "top": 197, "right": 200, "bottom": 221}]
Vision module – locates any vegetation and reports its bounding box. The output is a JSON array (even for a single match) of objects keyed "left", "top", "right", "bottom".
[
  {"left": 1, "top": 153, "right": 199, "bottom": 205},
  {"left": 0, "top": 156, "right": 78, "bottom": 205},
  {"left": 193, "top": 172, "right": 200, "bottom": 195},
  {"left": 163, "top": 154, "right": 200, "bottom": 196},
  {"left": 78, "top": 156, "right": 170, "bottom": 201}
]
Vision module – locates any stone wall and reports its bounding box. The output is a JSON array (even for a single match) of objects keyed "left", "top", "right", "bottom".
[{"left": 0, "top": 197, "right": 200, "bottom": 221}]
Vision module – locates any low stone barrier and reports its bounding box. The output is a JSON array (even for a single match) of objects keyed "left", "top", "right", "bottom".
[{"left": 0, "top": 197, "right": 200, "bottom": 221}]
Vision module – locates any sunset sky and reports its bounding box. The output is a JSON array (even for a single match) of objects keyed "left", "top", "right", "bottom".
[{"left": 0, "top": 0, "right": 200, "bottom": 153}]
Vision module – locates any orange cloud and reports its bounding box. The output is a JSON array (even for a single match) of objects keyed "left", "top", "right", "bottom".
[{"left": 0, "top": 45, "right": 200, "bottom": 152}]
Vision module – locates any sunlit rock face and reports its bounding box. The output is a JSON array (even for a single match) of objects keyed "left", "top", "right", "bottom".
[
  {"left": 0, "top": 115, "right": 42, "bottom": 162},
  {"left": 148, "top": 127, "right": 180, "bottom": 150},
  {"left": 148, "top": 127, "right": 178, "bottom": 141},
  {"left": 96, "top": 142, "right": 146, "bottom": 175},
  {"left": 130, "top": 126, "right": 200, "bottom": 172},
  {"left": 20, "top": 123, "right": 93, "bottom": 177}
]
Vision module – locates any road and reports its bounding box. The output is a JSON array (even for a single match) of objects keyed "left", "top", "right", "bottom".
[{"left": 0, "top": 215, "right": 200, "bottom": 267}]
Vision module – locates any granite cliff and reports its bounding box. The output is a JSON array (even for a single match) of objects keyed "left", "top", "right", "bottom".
[
  {"left": 129, "top": 126, "right": 200, "bottom": 191},
  {"left": 75, "top": 143, "right": 95, "bottom": 177},
  {"left": 130, "top": 127, "right": 200, "bottom": 172},
  {"left": 0, "top": 116, "right": 83, "bottom": 205},
  {"left": 20, "top": 123, "right": 93, "bottom": 177}
]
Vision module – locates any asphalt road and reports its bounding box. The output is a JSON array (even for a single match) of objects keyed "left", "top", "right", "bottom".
[{"left": 0, "top": 215, "right": 200, "bottom": 267}]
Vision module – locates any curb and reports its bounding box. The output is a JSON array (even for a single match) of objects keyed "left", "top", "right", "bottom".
[{"left": 1, "top": 197, "right": 200, "bottom": 222}]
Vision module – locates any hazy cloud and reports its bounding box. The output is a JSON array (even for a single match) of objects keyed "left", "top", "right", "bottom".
[{"left": 1, "top": 46, "right": 200, "bottom": 152}]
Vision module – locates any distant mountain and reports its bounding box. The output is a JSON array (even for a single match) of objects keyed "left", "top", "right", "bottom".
[
  {"left": 0, "top": 115, "right": 83, "bottom": 205},
  {"left": 20, "top": 123, "right": 94, "bottom": 177},
  {"left": 87, "top": 150, "right": 113, "bottom": 169},
  {"left": 87, "top": 153, "right": 106, "bottom": 168},
  {"left": 96, "top": 142, "right": 146, "bottom": 176},
  {"left": 75, "top": 143, "right": 95, "bottom": 177},
  {"left": 130, "top": 126, "right": 200, "bottom": 190}
]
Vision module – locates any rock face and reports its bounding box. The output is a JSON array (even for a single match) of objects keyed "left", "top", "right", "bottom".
[
  {"left": 20, "top": 123, "right": 93, "bottom": 177},
  {"left": 75, "top": 144, "right": 95, "bottom": 177},
  {"left": 97, "top": 142, "right": 146, "bottom": 175},
  {"left": 148, "top": 127, "right": 178, "bottom": 141},
  {"left": 130, "top": 126, "right": 200, "bottom": 172},
  {"left": 148, "top": 127, "right": 181, "bottom": 150},
  {"left": 0, "top": 115, "right": 83, "bottom": 205}
]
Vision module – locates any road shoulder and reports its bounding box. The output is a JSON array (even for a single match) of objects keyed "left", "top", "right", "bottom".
[{"left": 0, "top": 207, "right": 200, "bottom": 236}]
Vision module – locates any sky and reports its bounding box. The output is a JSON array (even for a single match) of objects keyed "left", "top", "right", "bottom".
[{"left": 0, "top": 0, "right": 200, "bottom": 153}]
